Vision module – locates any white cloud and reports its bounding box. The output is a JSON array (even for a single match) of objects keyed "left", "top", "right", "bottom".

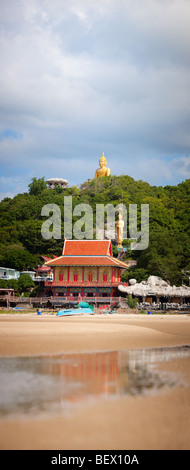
[{"left": 172, "top": 156, "right": 190, "bottom": 179}]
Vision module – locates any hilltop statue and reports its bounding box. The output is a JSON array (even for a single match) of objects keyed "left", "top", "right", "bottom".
[
  {"left": 95, "top": 152, "right": 111, "bottom": 178},
  {"left": 116, "top": 213, "right": 124, "bottom": 248}
]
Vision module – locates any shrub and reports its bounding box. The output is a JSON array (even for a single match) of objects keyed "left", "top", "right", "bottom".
[{"left": 127, "top": 294, "right": 138, "bottom": 309}]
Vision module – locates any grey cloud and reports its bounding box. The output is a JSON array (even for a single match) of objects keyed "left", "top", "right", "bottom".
[{"left": 0, "top": 0, "right": 190, "bottom": 200}]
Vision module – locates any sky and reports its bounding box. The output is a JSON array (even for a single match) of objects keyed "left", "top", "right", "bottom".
[{"left": 0, "top": 0, "right": 190, "bottom": 200}]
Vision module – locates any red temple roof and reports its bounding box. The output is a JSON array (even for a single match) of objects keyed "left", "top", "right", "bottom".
[
  {"left": 36, "top": 266, "right": 51, "bottom": 272},
  {"left": 41, "top": 255, "right": 57, "bottom": 261},
  {"left": 62, "top": 239, "right": 112, "bottom": 256},
  {"left": 45, "top": 240, "right": 128, "bottom": 269},
  {"left": 45, "top": 255, "right": 128, "bottom": 268}
]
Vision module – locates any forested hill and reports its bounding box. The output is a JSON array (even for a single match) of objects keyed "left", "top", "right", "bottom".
[{"left": 0, "top": 175, "right": 189, "bottom": 286}]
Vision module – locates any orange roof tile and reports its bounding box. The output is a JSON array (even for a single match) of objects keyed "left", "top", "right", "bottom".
[
  {"left": 45, "top": 255, "right": 128, "bottom": 268},
  {"left": 63, "top": 239, "right": 112, "bottom": 256}
]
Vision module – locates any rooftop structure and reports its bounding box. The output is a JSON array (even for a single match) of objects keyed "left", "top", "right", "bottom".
[{"left": 46, "top": 178, "right": 68, "bottom": 189}]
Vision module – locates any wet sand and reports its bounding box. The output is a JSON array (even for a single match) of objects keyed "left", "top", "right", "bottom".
[{"left": 0, "top": 312, "right": 190, "bottom": 450}]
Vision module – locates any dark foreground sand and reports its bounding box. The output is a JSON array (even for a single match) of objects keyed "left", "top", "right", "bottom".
[{"left": 0, "top": 312, "right": 190, "bottom": 450}]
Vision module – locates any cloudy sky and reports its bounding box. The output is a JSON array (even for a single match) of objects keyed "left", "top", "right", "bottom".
[{"left": 0, "top": 0, "right": 190, "bottom": 200}]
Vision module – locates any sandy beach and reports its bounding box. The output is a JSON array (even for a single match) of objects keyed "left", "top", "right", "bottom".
[{"left": 0, "top": 312, "right": 190, "bottom": 450}]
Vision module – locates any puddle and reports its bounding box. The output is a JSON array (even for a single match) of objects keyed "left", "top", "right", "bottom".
[{"left": 0, "top": 345, "right": 189, "bottom": 419}]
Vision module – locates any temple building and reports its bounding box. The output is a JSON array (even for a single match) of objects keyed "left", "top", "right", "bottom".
[
  {"left": 34, "top": 256, "right": 54, "bottom": 282},
  {"left": 45, "top": 239, "right": 128, "bottom": 299}
]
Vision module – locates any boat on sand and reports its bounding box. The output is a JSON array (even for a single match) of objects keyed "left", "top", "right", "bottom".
[{"left": 56, "top": 302, "right": 94, "bottom": 316}]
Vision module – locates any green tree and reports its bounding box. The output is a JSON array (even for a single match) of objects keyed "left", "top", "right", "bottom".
[
  {"left": 28, "top": 177, "right": 47, "bottom": 196},
  {"left": 18, "top": 274, "right": 35, "bottom": 292},
  {"left": 7, "top": 279, "right": 19, "bottom": 291},
  {"left": 0, "top": 245, "right": 37, "bottom": 271},
  {"left": 0, "top": 279, "right": 8, "bottom": 289},
  {"left": 121, "top": 268, "right": 149, "bottom": 283}
]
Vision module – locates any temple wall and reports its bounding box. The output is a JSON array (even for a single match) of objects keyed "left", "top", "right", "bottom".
[
  {"left": 83, "top": 267, "right": 97, "bottom": 282},
  {"left": 99, "top": 266, "right": 112, "bottom": 282},
  {"left": 69, "top": 266, "right": 82, "bottom": 282},
  {"left": 54, "top": 266, "right": 67, "bottom": 281},
  {"left": 54, "top": 266, "right": 116, "bottom": 282}
]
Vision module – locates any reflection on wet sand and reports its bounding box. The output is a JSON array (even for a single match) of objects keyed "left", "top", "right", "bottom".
[
  {"left": 0, "top": 346, "right": 189, "bottom": 418},
  {"left": 45, "top": 346, "right": 190, "bottom": 402}
]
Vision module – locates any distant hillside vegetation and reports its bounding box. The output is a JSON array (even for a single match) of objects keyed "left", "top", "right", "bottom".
[{"left": 0, "top": 175, "right": 189, "bottom": 286}]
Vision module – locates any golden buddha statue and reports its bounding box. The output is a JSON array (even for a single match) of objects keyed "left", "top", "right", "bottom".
[{"left": 95, "top": 152, "right": 111, "bottom": 178}]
